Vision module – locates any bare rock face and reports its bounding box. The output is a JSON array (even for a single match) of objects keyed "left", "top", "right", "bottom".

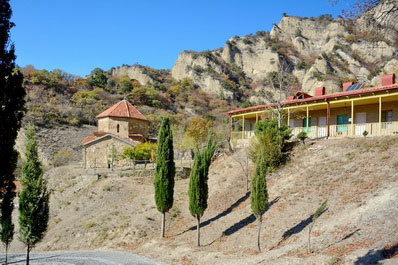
[
  {"left": 167, "top": 13, "right": 398, "bottom": 104},
  {"left": 111, "top": 65, "right": 155, "bottom": 85},
  {"left": 171, "top": 51, "right": 233, "bottom": 99},
  {"left": 221, "top": 37, "right": 280, "bottom": 81},
  {"left": 271, "top": 16, "right": 346, "bottom": 56}
]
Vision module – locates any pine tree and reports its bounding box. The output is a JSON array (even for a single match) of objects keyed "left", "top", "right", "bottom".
[
  {"left": 188, "top": 137, "right": 216, "bottom": 246},
  {"left": 19, "top": 126, "right": 50, "bottom": 265},
  {"left": 0, "top": 1, "right": 25, "bottom": 262},
  {"left": 251, "top": 152, "right": 269, "bottom": 252},
  {"left": 154, "top": 117, "right": 175, "bottom": 238}
]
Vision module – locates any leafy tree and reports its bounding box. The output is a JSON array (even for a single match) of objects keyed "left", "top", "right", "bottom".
[
  {"left": 250, "top": 120, "right": 291, "bottom": 166},
  {"left": 128, "top": 86, "right": 160, "bottom": 107},
  {"left": 0, "top": 2, "right": 25, "bottom": 262},
  {"left": 119, "top": 75, "right": 133, "bottom": 93},
  {"left": 87, "top": 68, "right": 107, "bottom": 88},
  {"left": 188, "top": 137, "right": 216, "bottom": 246},
  {"left": 185, "top": 116, "right": 212, "bottom": 149},
  {"left": 251, "top": 151, "right": 269, "bottom": 252},
  {"left": 19, "top": 126, "right": 50, "bottom": 265},
  {"left": 121, "top": 142, "right": 157, "bottom": 162},
  {"left": 154, "top": 117, "right": 175, "bottom": 238},
  {"left": 308, "top": 200, "right": 328, "bottom": 253}
]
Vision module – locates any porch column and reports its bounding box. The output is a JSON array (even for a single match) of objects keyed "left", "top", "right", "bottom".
[
  {"left": 306, "top": 106, "right": 309, "bottom": 133},
  {"left": 287, "top": 108, "right": 290, "bottom": 128},
  {"left": 229, "top": 116, "right": 232, "bottom": 141},
  {"left": 379, "top": 96, "right": 382, "bottom": 135},
  {"left": 351, "top": 100, "right": 354, "bottom": 136},
  {"left": 242, "top": 115, "right": 245, "bottom": 139},
  {"left": 327, "top": 101, "right": 330, "bottom": 138}
]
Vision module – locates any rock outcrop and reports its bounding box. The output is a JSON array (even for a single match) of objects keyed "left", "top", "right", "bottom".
[{"left": 110, "top": 64, "right": 156, "bottom": 86}]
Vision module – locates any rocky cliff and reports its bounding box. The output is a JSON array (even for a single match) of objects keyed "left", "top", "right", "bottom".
[{"left": 108, "top": 14, "right": 398, "bottom": 105}]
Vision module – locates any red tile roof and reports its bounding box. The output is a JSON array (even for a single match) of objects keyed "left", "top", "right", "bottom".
[
  {"left": 81, "top": 136, "right": 97, "bottom": 145},
  {"left": 96, "top": 100, "right": 148, "bottom": 121},
  {"left": 81, "top": 133, "right": 140, "bottom": 146},
  {"left": 227, "top": 83, "right": 398, "bottom": 115}
]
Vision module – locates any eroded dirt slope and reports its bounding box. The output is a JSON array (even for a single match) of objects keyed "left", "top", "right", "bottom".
[{"left": 8, "top": 137, "right": 398, "bottom": 265}]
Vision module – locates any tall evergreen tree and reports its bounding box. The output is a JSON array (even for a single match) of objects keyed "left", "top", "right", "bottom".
[
  {"left": 154, "top": 117, "right": 175, "bottom": 238},
  {"left": 0, "top": 0, "right": 25, "bottom": 261},
  {"left": 19, "top": 127, "right": 50, "bottom": 265},
  {"left": 0, "top": 187, "right": 14, "bottom": 265},
  {"left": 251, "top": 152, "right": 269, "bottom": 252},
  {"left": 188, "top": 137, "right": 216, "bottom": 246}
]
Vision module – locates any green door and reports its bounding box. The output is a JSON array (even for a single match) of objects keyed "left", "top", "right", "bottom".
[
  {"left": 337, "top": 114, "right": 348, "bottom": 132},
  {"left": 303, "top": 118, "right": 312, "bottom": 133}
]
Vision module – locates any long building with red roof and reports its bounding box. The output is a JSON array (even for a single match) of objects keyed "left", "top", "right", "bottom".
[{"left": 227, "top": 74, "right": 398, "bottom": 142}]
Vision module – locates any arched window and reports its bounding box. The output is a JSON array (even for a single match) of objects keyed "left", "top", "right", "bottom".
[{"left": 117, "top": 124, "right": 120, "bottom": 133}]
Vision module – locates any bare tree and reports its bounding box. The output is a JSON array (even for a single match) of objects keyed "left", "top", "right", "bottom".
[
  {"left": 259, "top": 58, "right": 296, "bottom": 128},
  {"left": 332, "top": 0, "right": 398, "bottom": 34},
  {"left": 232, "top": 147, "right": 250, "bottom": 192}
]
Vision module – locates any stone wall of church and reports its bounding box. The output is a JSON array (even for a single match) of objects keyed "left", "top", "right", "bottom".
[{"left": 83, "top": 136, "right": 132, "bottom": 168}]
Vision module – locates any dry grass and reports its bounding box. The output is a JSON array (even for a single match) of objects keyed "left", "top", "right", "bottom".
[{"left": 6, "top": 136, "right": 396, "bottom": 265}]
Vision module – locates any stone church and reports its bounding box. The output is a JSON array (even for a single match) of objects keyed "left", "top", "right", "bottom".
[{"left": 81, "top": 99, "right": 150, "bottom": 168}]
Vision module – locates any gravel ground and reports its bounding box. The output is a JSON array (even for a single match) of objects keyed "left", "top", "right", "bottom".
[{"left": 1, "top": 251, "right": 166, "bottom": 265}]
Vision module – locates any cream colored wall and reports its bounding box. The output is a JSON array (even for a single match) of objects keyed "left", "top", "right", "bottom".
[
  {"left": 98, "top": 117, "right": 149, "bottom": 140},
  {"left": 289, "top": 102, "right": 398, "bottom": 127},
  {"left": 84, "top": 136, "right": 132, "bottom": 168},
  {"left": 128, "top": 118, "right": 150, "bottom": 138},
  {"left": 97, "top": 117, "right": 129, "bottom": 139}
]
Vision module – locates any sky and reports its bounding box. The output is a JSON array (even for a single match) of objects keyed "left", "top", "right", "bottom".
[{"left": 10, "top": 0, "right": 350, "bottom": 77}]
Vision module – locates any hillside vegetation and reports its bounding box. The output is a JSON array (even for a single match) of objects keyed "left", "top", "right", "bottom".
[{"left": 6, "top": 136, "right": 396, "bottom": 264}]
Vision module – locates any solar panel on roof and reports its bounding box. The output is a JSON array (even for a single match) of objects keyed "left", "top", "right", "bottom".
[{"left": 346, "top": 83, "right": 363, "bottom": 91}]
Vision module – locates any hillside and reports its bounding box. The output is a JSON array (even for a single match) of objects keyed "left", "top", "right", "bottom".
[
  {"left": 6, "top": 136, "right": 397, "bottom": 264},
  {"left": 21, "top": 14, "right": 398, "bottom": 133}
]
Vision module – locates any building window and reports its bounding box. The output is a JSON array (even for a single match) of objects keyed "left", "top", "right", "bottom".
[
  {"left": 382, "top": 110, "right": 393, "bottom": 122},
  {"left": 117, "top": 124, "right": 120, "bottom": 133}
]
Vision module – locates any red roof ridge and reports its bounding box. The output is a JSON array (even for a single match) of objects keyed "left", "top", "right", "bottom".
[
  {"left": 96, "top": 100, "right": 148, "bottom": 121},
  {"left": 81, "top": 132, "right": 139, "bottom": 146}
]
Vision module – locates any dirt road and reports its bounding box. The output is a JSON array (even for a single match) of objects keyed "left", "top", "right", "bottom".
[{"left": 1, "top": 251, "right": 165, "bottom": 265}]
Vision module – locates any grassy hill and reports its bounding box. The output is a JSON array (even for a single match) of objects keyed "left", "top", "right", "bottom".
[{"left": 7, "top": 136, "right": 398, "bottom": 264}]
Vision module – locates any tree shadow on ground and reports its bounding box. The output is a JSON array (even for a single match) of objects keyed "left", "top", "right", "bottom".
[
  {"left": 175, "top": 192, "right": 251, "bottom": 236},
  {"left": 276, "top": 207, "right": 327, "bottom": 246},
  {"left": 354, "top": 243, "right": 398, "bottom": 265},
  {"left": 221, "top": 196, "right": 280, "bottom": 237}
]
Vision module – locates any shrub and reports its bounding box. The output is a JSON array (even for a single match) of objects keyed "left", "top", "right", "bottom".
[
  {"left": 128, "top": 86, "right": 160, "bottom": 107},
  {"left": 256, "top": 31, "right": 267, "bottom": 37},
  {"left": 345, "top": 34, "right": 358, "bottom": 44},
  {"left": 296, "top": 61, "right": 312, "bottom": 70},
  {"left": 121, "top": 142, "right": 157, "bottom": 162},
  {"left": 297, "top": 131, "right": 308, "bottom": 144},
  {"left": 52, "top": 149, "right": 74, "bottom": 167}
]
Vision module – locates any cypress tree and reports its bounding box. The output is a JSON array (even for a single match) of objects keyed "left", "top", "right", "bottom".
[
  {"left": 154, "top": 117, "right": 175, "bottom": 238},
  {"left": 0, "top": 1, "right": 25, "bottom": 262},
  {"left": 251, "top": 152, "right": 269, "bottom": 252},
  {"left": 188, "top": 137, "right": 216, "bottom": 246},
  {"left": 0, "top": 187, "right": 14, "bottom": 265},
  {"left": 19, "top": 126, "right": 50, "bottom": 265},
  {"left": 0, "top": 0, "right": 25, "bottom": 198}
]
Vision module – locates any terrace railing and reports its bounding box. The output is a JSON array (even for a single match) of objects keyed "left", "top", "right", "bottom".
[{"left": 232, "top": 121, "right": 398, "bottom": 141}]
